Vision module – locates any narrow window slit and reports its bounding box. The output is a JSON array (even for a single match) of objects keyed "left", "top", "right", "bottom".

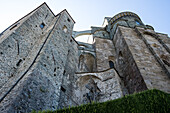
[
  {"left": 67, "top": 18, "right": 70, "bottom": 22},
  {"left": 16, "top": 59, "right": 22, "bottom": 66},
  {"left": 61, "top": 86, "right": 66, "bottom": 92},
  {"left": 54, "top": 68, "right": 56, "bottom": 72},
  {"left": 63, "top": 70, "right": 66, "bottom": 75},
  {"left": 109, "top": 61, "right": 114, "bottom": 69}
]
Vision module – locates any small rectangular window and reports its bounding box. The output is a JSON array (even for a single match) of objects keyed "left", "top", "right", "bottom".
[
  {"left": 40, "top": 22, "right": 45, "bottom": 29},
  {"left": 67, "top": 18, "right": 71, "bottom": 22},
  {"left": 61, "top": 86, "right": 66, "bottom": 92},
  {"left": 109, "top": 61, "right": 114, "bottom": 68}
]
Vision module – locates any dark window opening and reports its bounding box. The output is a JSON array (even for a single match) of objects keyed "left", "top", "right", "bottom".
[
  {"left": 16, "top": 59, "right": 22, "bottom": 66},
  {"left": 54, "top": 67, "right": 56, "bottom": 72},
  {"left": 61, "top": 86, "right": 66, "bottom": 92},
  {"left": 43, "top": 64, "right": 46, "bottom": 67},
  {"left": 67, "top": 18, "right": 71, "bottom": 22},
  {"left": 63, "top": 70, "right": 66, "bottom": 75},
  {"left": 119, "top": 51, "right": 123, "bottom": 57},
  {"left": 40, "top": 22, "right": 45, "bottom": 29},
  {"left": 45, "top": 14, "right": 48, "bottom": 19},
  {"left": 70, "top": 39, "right": 72, "bottom": 42},
  {"left": 109, "top": 61, "right": 114, "bottom": 69}
]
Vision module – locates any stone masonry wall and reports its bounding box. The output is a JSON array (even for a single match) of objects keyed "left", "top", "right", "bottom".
[
  {"left": 117, "top": 26, "right": 170, "bottom": 93},
  {"left": 95, "top": 37, "right": 116, "bottom": 71},
  {"left": 0, "top": 6, "right": 76, "bottom": 113},
  {"left": 57, "top": 27, "right": 79, "bottom": 108},
  {"left": 157, "top": 33, "right": 170, "bottom": 49},
  {"left": 77, "top": 42, "right": 96, "bottom": 73},
  {"left": 108, "top": 16, "right": 144, "bottom": 39},
  {"left": 0, "top": 3, "right": 55, "bottom": 89},
  {"left": 133, "top": 27, "right": 170, "bottom": 93},
  {"left": 0, "top": 5, "right": 169, "bottom": 113},
  {"left": 113, "top": 26, "right": 148, "bottom": 94},
  {"left": 72, "top": 69, "right": 123, "bottom": 105}
]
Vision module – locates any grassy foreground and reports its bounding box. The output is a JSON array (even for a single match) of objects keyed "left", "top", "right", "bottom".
[{"left": 32, "top": 89, "right": 170, "bottom": 113}]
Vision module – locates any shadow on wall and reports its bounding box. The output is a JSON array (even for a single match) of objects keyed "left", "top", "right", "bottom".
[
  {"left": 75, "top": 75, "right": 101, "bottom": 104},
  {"left": 78, "top": 53, "right": 96, "bottom": 72}
]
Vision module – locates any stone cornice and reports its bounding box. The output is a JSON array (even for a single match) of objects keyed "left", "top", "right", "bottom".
[{"left": 109, "top": 12, "right": 141, "bottom": 25}]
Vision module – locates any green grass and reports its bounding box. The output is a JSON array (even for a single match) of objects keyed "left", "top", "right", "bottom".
[{"left": 32, "top": 89, "right": 170, "bottom": 113}]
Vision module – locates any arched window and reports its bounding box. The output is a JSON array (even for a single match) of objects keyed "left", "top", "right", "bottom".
[{"left": 109, "top": 61, "right": 114, "bottom": 68}]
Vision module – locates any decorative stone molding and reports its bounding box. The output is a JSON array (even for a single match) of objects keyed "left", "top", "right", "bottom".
[{"left": 109, "top": 12, "right": 141, "bottom": 25}]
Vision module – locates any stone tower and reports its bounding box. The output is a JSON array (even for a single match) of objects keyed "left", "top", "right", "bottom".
[{"left": 0, "top": 2, "right": 169, "bottom": 113}]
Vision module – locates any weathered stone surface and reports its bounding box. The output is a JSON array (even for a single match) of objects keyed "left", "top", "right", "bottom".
[
  {"left": 116, "top": 26, "right": 170, "bottom": 93},
  {"left": 73, "top": 69, "right": 123, "bottom": 105},
  {"left": 0, "top": 2, "right": 169, "bottom": 113},
  {"left": 95, "top": 38, "right": 116, "bottom": 71},
  {"left": 112, "top": 26, "right": 148, "bottom": 94}
]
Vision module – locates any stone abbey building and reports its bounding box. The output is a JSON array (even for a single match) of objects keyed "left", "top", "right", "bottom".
[{"left": 0, "top": 2, "right": 170, "bottom": 112}]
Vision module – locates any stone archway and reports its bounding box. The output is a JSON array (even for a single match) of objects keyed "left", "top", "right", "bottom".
[{"left": 75, "top": 75, "right": 102, "bottom": 104}]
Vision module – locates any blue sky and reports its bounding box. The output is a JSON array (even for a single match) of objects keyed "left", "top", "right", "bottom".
[{"left": 0, "top": 0, "right": 169, "bottom": 42}]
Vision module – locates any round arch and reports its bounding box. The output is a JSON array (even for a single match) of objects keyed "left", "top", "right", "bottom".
[
  {"left": 76, "top": 75, "right": 102, "bottom": 88},
  {"left": 78, "top": 53, "right": 96, "bottom": 72}
]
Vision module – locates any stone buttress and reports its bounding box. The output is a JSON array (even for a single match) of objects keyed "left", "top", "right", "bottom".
[{"left": 0, "top": 3, "right": 169, "bottom": 113}]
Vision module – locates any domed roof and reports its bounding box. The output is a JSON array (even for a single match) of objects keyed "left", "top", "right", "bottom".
[{"left": 109, "top": 11, "right": 141, "bottom": 24}]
